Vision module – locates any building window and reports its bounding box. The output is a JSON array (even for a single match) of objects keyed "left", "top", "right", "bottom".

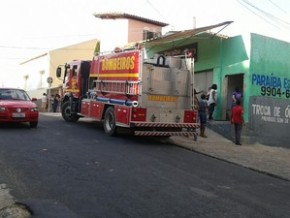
[
  {"left": 143, "top": 30, "right": 160, "bottom": 40},
  {"left": 39, "top": 70, "right": 45, "bottom": 88}
]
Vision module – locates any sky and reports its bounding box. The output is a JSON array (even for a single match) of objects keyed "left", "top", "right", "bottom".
[{"left": 1, "top": 0, "right": 290, "bottom": 87}]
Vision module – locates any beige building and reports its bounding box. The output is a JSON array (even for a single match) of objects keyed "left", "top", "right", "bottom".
[
  {"left": 20, "top": 39, "right": 99, "bottom": 99},
  {"left": 20, "top": 13, "right": 168, "bottom": 101}
]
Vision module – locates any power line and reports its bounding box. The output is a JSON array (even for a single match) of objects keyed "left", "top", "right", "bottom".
[
  {"left": 0, "top": 57, "right": 27, "bottom": 60},
  {"left": 0, "top": 45, "right": 51, "bottom": 50},
  {"left": 237, "top": 0, "right": 281, "bottom": 29},
  {"left": 267, "top": 0, "right": 287, "bottom": 14},
  {"left": 145, "top": 0, "right": 169, "bottom": 23},
  {"left": 0, "top": 45, "right": 97, "bottom": 51},
  {"left": 237, "top": 0, "right": 290, "bottom": 30}
]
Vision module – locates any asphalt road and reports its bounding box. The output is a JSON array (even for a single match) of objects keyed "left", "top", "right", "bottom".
[{"left": 0, "top": 113, "right": 290, "bottom": 218}]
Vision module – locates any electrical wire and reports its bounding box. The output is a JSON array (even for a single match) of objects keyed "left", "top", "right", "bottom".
[
  {"left": 237, "top": 0, "right": 290, "bottom": 30},
  {"left": 0, "top": 45, "right": 97, "bottom": 50},
  {"left": 266, "top": 0, "right": 287, "bottom": 14},
  {"left": 237, "top": 0, "right": 281, "bottom": 29},
  {"left": 145, "top": 0, "right": 168, "bottom": 24}
]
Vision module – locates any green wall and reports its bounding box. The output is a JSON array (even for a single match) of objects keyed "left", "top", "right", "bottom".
[
  {"left": 218, "top": 35, "right": 250, "bottom": 120},
  {"left": 249, "top": 33, "right": 290, "bottom": 99},
  {"left": 248, "top": 34, "right": 290, "bottom": 147},
  {"left": 194, "top": 35, "right": 250, "bottom": 120}
]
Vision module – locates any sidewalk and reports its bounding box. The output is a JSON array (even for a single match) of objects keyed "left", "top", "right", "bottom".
[{"left": 170, "top": 128, "right": 290, "bottom": 181}]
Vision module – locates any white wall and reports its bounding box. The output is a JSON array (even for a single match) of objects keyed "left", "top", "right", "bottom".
[
  {"left": 20, "top": 55, "right": 49, "bottom": 90},
  {"left": 95, "top": 19, "right": 128, "bottom": 52}
]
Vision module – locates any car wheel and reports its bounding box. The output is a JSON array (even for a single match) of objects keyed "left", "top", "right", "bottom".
[{"left": 103, "top": 107, "right": 117, "bottom": 136}]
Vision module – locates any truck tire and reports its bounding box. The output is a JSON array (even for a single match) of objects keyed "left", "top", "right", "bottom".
[
  {"left": 103, "top": 107, "right": 117, "bottom": 136},
  {"left": 61, "top": 101, "right": 80, "bottom": 122}
]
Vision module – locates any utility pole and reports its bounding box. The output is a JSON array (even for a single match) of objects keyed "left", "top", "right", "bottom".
[{"left": 47, "top": 77, "right": 53, "bottom": 112}]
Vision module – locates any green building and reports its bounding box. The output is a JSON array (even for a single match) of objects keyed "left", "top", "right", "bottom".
[{"left": 145, "top": 30, "right": 290, "bottom": 148}]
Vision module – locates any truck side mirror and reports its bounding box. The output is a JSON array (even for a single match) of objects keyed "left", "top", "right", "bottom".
[{"left": 56, "top": 67, "right": 62, "bottom": 78}]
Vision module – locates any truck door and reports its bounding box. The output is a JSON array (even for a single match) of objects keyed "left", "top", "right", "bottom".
[
  {"left": 63, "top": 63, "right": 81, "bottom": 98},
  {"left": 80, "top": 61, "right": 91, "bottom": 97}
]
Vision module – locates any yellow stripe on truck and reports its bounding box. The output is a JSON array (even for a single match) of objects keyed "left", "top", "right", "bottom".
[{"left": 148, "top": 95, "right": 177, "bottom": 102}]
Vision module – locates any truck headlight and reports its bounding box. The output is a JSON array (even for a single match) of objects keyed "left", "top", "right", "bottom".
[{"left": 132, "top": 101, "right": 139, "bottom": 107}]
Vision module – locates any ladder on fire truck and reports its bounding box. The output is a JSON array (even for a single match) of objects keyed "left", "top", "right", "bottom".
[{"left": 93, "top": 80, "right": 139, "bottom": 96}]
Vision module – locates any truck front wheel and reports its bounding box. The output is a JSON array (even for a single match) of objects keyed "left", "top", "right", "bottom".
[
  {"left": 103, "top": 107, "right": 117, "bottom": 136},
  {"left": 61, "top": 101, "right": 80, "bottom": 122}
]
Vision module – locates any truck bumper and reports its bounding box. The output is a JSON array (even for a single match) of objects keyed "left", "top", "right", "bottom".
[{"left": 131, "top": 122, "right": 199, "bottom": 137}]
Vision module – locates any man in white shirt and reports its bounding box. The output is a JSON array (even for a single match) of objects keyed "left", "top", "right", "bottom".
[
  {"left": 41, "top": 93, "right": 48, "bottom": 112},
  {"left": 207, "top": 84, "right": 217, "bottom": 120}
]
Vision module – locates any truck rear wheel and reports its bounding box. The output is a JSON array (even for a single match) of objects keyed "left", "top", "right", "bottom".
[
  {"left": 61, "top": 101, "right": 80, "bottom": 122},
  {"left": 103, "top": 107, "right": 117, "bottom": 136}
]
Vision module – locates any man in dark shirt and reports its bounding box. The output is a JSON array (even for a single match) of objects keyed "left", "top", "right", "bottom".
[{"left": 199, "top": 94, "right": 208, "bottom": 137}]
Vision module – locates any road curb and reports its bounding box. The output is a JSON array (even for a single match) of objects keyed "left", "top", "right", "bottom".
[
  {"left": 0, "top": 202, "right": 32, "bottom": 218},
  {"left": 0, "top": 184, "right": 32, "bottom": 218}
]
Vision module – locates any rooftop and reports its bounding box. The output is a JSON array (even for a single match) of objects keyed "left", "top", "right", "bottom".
[{"left": 93, "top": 12, "right": 168, "bottom": 27}]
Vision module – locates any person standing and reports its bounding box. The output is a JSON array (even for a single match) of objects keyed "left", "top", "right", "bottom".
[
  {"left": 52, "top": 94, "right": 60, "bottom": 112},
  {"left": 207, "top": 84, "right": 217, "bottom": 120},
  {"left": 231, "top": 99, "right": 244, "bottom": 145},
  {"left": 232, "top": 87, "right": 242, "bottom": 108},
  {"left": 193, "top": 88, "right": 203, "bottom": 110},
  {"left": 199, "top": 93, "right": 208, "bottom": 137},
  {"left": 41, "top": 93, "right": 48, "bottom": 112}
]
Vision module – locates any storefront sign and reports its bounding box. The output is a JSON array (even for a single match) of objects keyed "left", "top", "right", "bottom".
[
  {"left": 249, "top": 96, "right": 290, "bottom": 147},
  {"left": 252, "top": 73, "right": 290, "bottom": 98},
  {"left": 251, "top": 103, "right": 289, "bottom": 124},
  {"left": 250, "top": 96, "right": 290, "bottom": 134}
]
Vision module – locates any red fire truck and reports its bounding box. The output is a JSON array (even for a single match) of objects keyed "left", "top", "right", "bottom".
[{"left": 56, "top": 48, "right": 199, "bottom": 137}]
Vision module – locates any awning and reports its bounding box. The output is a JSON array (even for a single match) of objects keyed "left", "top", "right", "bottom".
[{"left": 144, "top": 21, "right": 233, "bottom": 47}]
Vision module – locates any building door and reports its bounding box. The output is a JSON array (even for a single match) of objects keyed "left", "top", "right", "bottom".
[{"left": 222, "top": 74, "right": 244, "bottom": 120}]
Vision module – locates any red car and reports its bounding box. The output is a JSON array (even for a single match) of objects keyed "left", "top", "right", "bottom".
[{"left": 0, "top": 88, "right": 39, "bottom": 128}]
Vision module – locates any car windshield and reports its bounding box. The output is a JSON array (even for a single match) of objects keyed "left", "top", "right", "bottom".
[{"left": 0, "top": 89, "right": 31, "bottom": 101}]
